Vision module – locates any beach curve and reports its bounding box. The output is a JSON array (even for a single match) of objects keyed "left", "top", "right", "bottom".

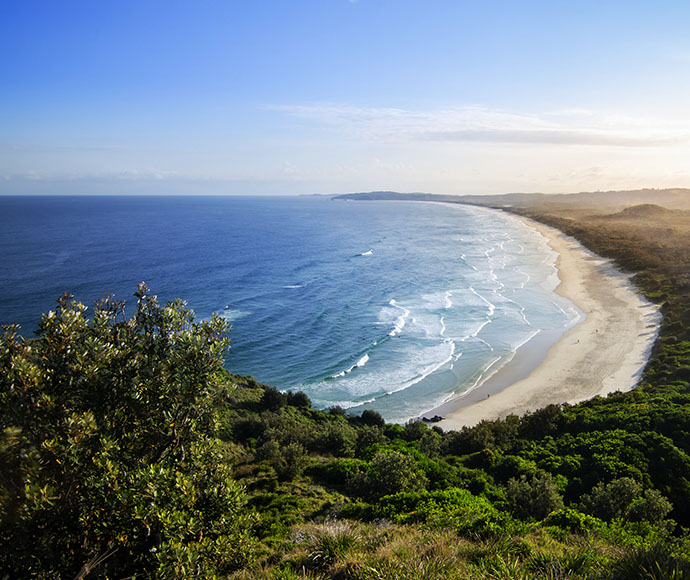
[{"left": 434, "top": 214, "right": 661, "bottom": 430}]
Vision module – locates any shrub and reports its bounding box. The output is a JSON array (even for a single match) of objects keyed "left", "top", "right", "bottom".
[
  {"left": 311, "top": 458, "right": 368, "bottom": 488},
  {"left": 506, "top": 472, "right": 564, "bottom": 521},
  {"left": 374, "top": 488, "right": 496, "bottom": 527},
  {"left": 543, "top": 508, "right": 603, "bottom": 534},
  {"left": 360, "top": 409, "right": 385, "bottom": 427},
  {"left": 256, "top": 439, "right": 281, "bottom": 461},
  {"left": 317, "top": 421, "right": 358, "bottom": 457},
  {"left": 0, "top": 286, "right": 256, "bottom": 577},
  {"left": 491, "top": 454, "right": 538, "bottom": 483},
  {"left": 402, "top": 419, "right": 429, "bottom": 441},
  {"left": 628, "top": 489, "right": 674, "bottom": 524},
  {"left": 355, "top": 425, "right": 385, "bottom": 456},
  {"left": 286, "top": 390, "right": 311, "bottom": 408},
  {"left": 274, "top": 442, "right": 308, "bottom": 480},
  {"left": 348, "top": 450, "right": 428, "bottom": 501},
  {"left": 581, "top": 477, "right": 673, "bottom": 525},
  {"left": 260, "top": 386, "right": 288, "bottom": 410}
]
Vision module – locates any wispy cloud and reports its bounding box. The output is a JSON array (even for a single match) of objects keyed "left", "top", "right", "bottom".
[
  {"left": 268, "top": 103, "right": 689, "bottom": 148},
  {"left": 2, "top": 168, "right": 185, "bottom": 182},
  {"left": 423, "top": 129, "right": 682, "bottom": 147},
  {"left": 0, "top": 144, "right": 126, "bottom": 154}
]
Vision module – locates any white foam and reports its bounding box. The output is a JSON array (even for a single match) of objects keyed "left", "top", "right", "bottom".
[
  {"left": 331, "top": 352, "right": 371, "bottom": 378},
  {"left": 320, "top": 339, "right": 456, "bottom": 404},
  {"left": 359, "top": 249, "right": 373, "bottom": 256},
  {"left": 323, "top": 396, "right": 378, "bottom": 410},
  {"left": 469, "top": 286, "right": 496, "bottom": 317},
  {"left": 419, "top": 290, "right": 453, "bottom": 310},
  {"left": 382, "top": 299, "right": 410, "bottom": 336},
  {"left": 381, "top": 340, "right": 456, "bottom": 396},
  {"left": 217, "top": 308, "right": 251, "bottom": 322}
]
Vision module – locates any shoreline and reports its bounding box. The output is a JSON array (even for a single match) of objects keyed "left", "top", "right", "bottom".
[{"left": 432, "top": 214, "right": 661, "bottom": 429}]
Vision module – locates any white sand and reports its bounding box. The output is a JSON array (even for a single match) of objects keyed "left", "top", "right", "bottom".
[{"left": 437, "top": 216, "right": 661, "bottom": 430}]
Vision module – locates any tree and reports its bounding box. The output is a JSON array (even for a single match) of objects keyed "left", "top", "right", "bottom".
[
  {"left": 581, "top": 477, "right": 673, "bottom": 524},
  {"left": 0, "top": 285, "right": 255, "bottom": 578},
  {"left": 348, "top": 449, "right": 428, "bottom": 500},
  {"left": 506, "top": 472, "right": 564, "bottom": 521}
]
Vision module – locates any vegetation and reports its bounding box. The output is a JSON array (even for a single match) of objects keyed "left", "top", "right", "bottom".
[
  {"left": 5, "top": 191, "right": 690, "bottom": 577},
  {"left": 0, "top": 285, "right": 256, "bottom": 578}
]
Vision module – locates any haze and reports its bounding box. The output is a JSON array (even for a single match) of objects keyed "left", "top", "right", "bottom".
[{"left": 3, "top": 1, "right": 690, "bottom": 196}]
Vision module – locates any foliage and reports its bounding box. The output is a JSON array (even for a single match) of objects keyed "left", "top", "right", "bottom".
[
  {"left": 274, "top": 442, "right": 308, "bottom": 480},
  {"left": 347, "top": 449, "right": 428, "bottom": 501},
  {"left": 580, "top": 477, "right": 673, "bottom": 525},
  {"left": 609, "top": 542, "right": 690, "bottom": 580},
  {"left": 506, "top": 472, "right": 564, "bottom": 521},
  {"left": 542, "top": 508, "right": 603, "bottom": 534},
  {"left": 0, "top": 285, "right": 255, "bottom": 578}
]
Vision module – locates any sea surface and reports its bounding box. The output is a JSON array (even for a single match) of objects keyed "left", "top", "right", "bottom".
[{"left": 0, "top": 195, "right": 581, "bottom": 422}]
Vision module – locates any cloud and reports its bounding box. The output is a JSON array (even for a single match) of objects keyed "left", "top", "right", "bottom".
[
  {"left": 423, "top": 129, "right": 683, "bottom": 147},
  {"left": 2, "top": 168, "right": 185, "bottom": 183},
  {"left": 268, "top": 103, "right": 689, "bottom": 148},
  {"left": 0, "top": 144, "right": 125, "bottom": 154}
]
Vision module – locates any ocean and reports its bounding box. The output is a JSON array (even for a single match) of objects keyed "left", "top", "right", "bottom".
[{"left": 0, "top": 195, "right": 580, "bottom": 422}]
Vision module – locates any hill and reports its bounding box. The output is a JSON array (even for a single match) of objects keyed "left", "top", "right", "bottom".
[{"left": 334, "top": 188, "right": 690, "bottom": 211}]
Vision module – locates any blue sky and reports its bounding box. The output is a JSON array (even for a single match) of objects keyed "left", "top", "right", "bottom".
[{"left": 2, "top": 0, "right": 690, "bottom": 195}]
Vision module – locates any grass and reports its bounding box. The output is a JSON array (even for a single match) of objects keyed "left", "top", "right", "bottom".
[{"left": 226, "top": 519, "right": 683, "bottom": 579}]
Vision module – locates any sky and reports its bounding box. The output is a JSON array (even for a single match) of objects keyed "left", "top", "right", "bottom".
[{"left": 2, "top": 0, "right": 690, "bottom": 196}]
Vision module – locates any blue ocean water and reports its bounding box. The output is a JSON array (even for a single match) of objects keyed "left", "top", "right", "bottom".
[{"left": 0, "top": 195, "right": 580, "bottom": 421}]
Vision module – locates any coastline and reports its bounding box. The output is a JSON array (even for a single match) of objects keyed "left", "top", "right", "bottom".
[{"left": 434, "top": 214, "right": 661, "bottom": 429}]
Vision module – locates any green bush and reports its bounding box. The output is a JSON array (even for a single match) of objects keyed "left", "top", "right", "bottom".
[
  {"left": 347, "top": 449, "right": 428, "bottom": 501},
  {"left": 0, "top": 286, "right": 256, "bottom": 578},
  {"left": 581, "top": 477, "right": 673, "bottom": 525},
  {"left": 260, "top": 386, "right": 288, "bottom": 410},
  {"left": 373, "top": 488, "right": 496, "bottom": 527},
  {"left": 360, "top": 409, "right": 385, "bottom": 427},
  {"left": 312, "top": 458, "right": 367, "bottom": 486},
  {"left": 506, "top": 472, "right": 564, "bottom": 521},
  {"left": 543, "top": 507, "right": 603, "bottom": 534},
  {"left": 274, "top": 442, "right": 308, "bottom": 480},
  {"left": 286, "top": 390, "right": 311, "bottom": 408}
]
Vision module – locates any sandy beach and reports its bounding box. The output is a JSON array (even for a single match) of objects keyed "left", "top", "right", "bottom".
[{"left": 435, "top": 215, "right": 661, "bottom": 430}]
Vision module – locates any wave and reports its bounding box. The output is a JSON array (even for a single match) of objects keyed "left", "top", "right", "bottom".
[
  {"left": 358, "top": 249, "right": 373, "bottom": 256},
  {"left": 383, "top": 299, "right": 410, "bottom": 337},
  {"left": 321, "top": 396, "right": 378, "bottom": 410},
  {"left": 458, "top": 253, "right": 478, "bottom": 271},
  {"left": 469, "top": 286, "right": 496, "bottom": 317},
  {"left": 380, "top": 339, "right": 456, "bottom": 396},
  {"left": 217, "top": 308, "right": 251, "bottom": 322},
  {"left": 331, "top": 352, "right": 371, "bottom": 378},
  {"left": 455, "top": 328, "right": 543, "bottom": 400},
  {"left": 317, "top": 339, "right": 457, "bottom": 408},
  {"left": 283, "top": 284, "right": 303, "bottom": 289}
]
